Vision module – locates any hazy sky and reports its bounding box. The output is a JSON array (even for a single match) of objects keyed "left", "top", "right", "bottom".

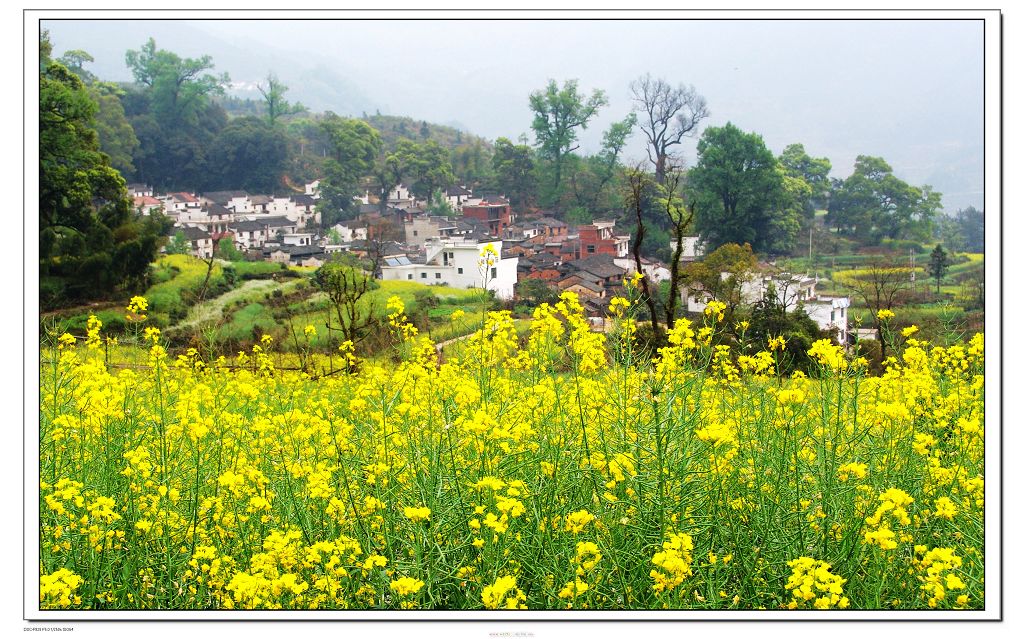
[{"left": 44, "top": 19, "right": 985, "bottom": 211}]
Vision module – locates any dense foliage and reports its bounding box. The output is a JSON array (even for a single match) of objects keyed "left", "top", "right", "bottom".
[{"left": 39, "top": 32, "right": 170, "bottom": 309}]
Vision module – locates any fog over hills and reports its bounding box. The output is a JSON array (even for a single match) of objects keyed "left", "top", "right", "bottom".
[{"left": 44, "top": 19, "right": 984, "bottom": 212}]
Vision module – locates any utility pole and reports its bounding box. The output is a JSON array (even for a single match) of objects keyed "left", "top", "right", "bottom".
[{"left": 910, "top": 251, "right": 916, "bottom": 293}]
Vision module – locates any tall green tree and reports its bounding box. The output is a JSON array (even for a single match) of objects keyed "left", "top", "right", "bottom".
[
  {"left": 205, "top": 116, "right": 289, "bottom": 193},
  {"left": 257, "top": 73, "right": 305, "bottom": 126},
  {"left": 826, "top": 156, "right": 941, "bottom": 243},
  {"left": 928, "top": 244, "right": 951, "bottom": 294},
  {"left": 528, "top": 79, "right": 608, "bottom": 203},
  {"left": 373, "top": 141, "right": 408, "bottom": 216},
  {"left": 122, "top": 40, "right": 229, "bottom": 189},
  {"left": 688, "top": 123, "right": 787, "bottom": 253},
  {"left": 451, "top": 139, "right": 493, "bottom": 188},
  {"left": 55, "top": 47, "right": 140, "bottom": 176},
  {"left": 492, "top": 137, "right": 536, "bottom": 210},
  {"left": 779, "top": 143, "right": 831, "bottom": 214},
  {"left": 89, "top": 83, "right": 141, "bottom": 176},
  {"left": 40, "top": 32, "right": 169, "bottom": 307},
  {"left": 400, "top": 139, "right": 455, "bottom": 204},
  {"left": 125, "top": 38, "right": 229, "bottom": 125},
  {"left": 954, "top": 206, "right": 984, "bottom": 253},
  {"left": 568, "top": 113, "right": 636, "bottom": 215},
  {"left": 318, "top": 114, "right": 382, "bottom": 225}
]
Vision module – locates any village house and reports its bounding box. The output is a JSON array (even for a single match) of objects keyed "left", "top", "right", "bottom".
[
  {"left": 517, "top": 253, "right": 563, "bottom": 282},
  {"left": 267, "top": 244, "right": 329, "bottom": 268},
  {"left": 128, "top": 183, "right": 153, "bottom": 198},
  {"left": 561, "top": 254, "right": 628, "bottom": 296},
  {"left": 378, "top": 237, "right": 519, "bottom": 300},
  {"left": 176, "top": 226, "right": 214, "bottom": 259},
  {"left": 404, "top": 215, "right": 459, "bottom": 249},
  {"left": 202, "top": 190, "right": 251, "bottom": 213},
  {"left": 462, "top": 197, "right": 516, "bottom": 236},
  {"left": 558, "top": 272, "right": 607, "bottom": 299},
  {"left": 669, "top": 236, "right": 706, "bottom": 263},
  {"left": 249, "top": 195, "right": 272, "bottom": 214},
  {"left": 133, "top": 195, "right": 163, "bottom": 216},
  {"left": 329, "top": 221, "right": 368, "bottom": 244},
  {"left": 578, "top": 220, "right": 631, "bottom": 258},
  {"left": 614, "top": 256, "right": 672, "bottom": 285},
  {"left": 228, "top": 219, "right": 273, "bottom": 251},
  {"left": 683, "top": 270, "right": 851, "bottom": 342},
  {"left": 282, "top": 232, "right": 316, "bottom": 247},
  {"left": 162, "top": 192, "right": 201, "bottom": 216},
  {"left": 444, "top": 185, "right": 473, "bottom": 211},
  {"left": 288, "top": 194, "right": 319, "bottom": 226}
]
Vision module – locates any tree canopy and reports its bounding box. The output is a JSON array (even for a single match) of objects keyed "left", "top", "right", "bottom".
[
  {"left": 688, "top": 123, "right": 787, "bottom": 254},
  {"left": 205, "top": 116, "right": 289, "bottom": 193},
  {"left": 826, "top": 155, "right": 941, "bottom": 243},
  {"left": 317, "top": 114, "right": 383, "bottom": 225},
  {"left": 529, "top": 79, "right": 608, "bottom": 204},
  {"left": 40, "top": 32, "right": 170, "bottom": 308}
]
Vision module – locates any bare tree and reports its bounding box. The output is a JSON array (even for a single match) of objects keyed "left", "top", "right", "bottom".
[
  {"left": 835, "top": 256, "right": 913, "bottom": 358},
  {"left": 314, "top": 255, "right": 381, "bottom": 346},
  {"left": 660, "top": 167, "right": 696, "bottom": 324},
  {"left": 624, "top": 163, "right": 663, "bottom": 343},
  {"left": 630, "top": 74, "right": 709, "bottom": 183}
]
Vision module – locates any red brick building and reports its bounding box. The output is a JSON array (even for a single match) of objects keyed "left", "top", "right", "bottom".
[
  {"left": 462, "top": 197, "right": 516, "bottom": 236},
  {"left": 578, "top": 220, "right": 630, "bottom": 258}
]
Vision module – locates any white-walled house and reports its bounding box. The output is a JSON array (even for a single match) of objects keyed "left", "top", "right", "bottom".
[
  {"left": 669, "top": 236, "right": 705, "bottom": 262},
  {"left": 444, "top": 185, "right": 472, "bottom": 211},
  {"left": 389, "top": 183, "right": 414, "bottom": 202},
  {"left": 329, "top": 222, "right": 368, "bottom": 243},
  {"left": 804, "top": 296, "right": 851, "bottom": 344},
  {"left": 614, "top": 257, "right": 672, "bottom": 284},
  {"left": 379, "top": 238, "right": 519, "bottom": 300},
  {"left": 229, "top": 220, "right": 272, "bottom": 250},
  {"left": 162, "top": 192, "right": 202, "bottom": 216},
  {"left": 201, "top": 191, "right": 251, "bottom": 213},
  {"left": 682, "top": 271, "right": 851, "bottom": 342},
  {"left": 282, "top": 233, "right": 315, "bottom": 247},
  {"left": 177, "top": 225, "right": 214, "bottom": 259}
]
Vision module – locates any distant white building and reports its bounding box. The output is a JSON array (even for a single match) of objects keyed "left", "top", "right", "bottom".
[
  {"left": 804, "top": 296, "right": 851, "bottom": 344},
  {"left": 444, "top": 185, "right": 473, "bottom": 211},
  {"left": 683, "top": 271, "right": 851, "bottom": 342},
  {"left": 669, "top": 236, "right": 705, "bottom": 262},
  {"left": 282, "top": 232, "right": 315, "bottom": 247},
  {"left": 329, "top": 222, "right": 368, "bottom": 243},
  {"left": 379, "top": 238, "right": 519, "bottom": 300},
  {"left": 614, "top": 257, "right": 671, "bottom": 285}
]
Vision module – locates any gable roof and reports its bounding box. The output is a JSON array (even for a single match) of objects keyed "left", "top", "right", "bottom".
[
  {"left": 229, "top": 220, "right": 271, "bottom": 232},
  {"left": 203, "top": 203, "right": 233, "bottom": 217},
  {"left": 290, "top": 194, "right": 316, "bottom": 206},
  {"left": 445, "top": 185, "right": 472, "bottom": 197},
  {"left": 202, "top": 190, "right": 249, "bottom": 204},
  {"left": 178, "top": 226, "right": 211, "bottom": 241},
  {"left": 566, "top": 254, "right": 627, "bottom": 280},
  {"left": 255, "top": 216, "right": 297, "bottom": 228}
]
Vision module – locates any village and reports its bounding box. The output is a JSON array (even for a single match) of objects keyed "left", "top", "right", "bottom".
[{"left": 132, "top": 179, "right": 853, "bottom": 341}]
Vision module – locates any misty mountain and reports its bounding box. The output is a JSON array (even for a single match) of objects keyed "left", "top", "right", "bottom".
[
  {"left": 42, "top": 19, "right": 984, "bottom": 213},
  {"left": 44, "top": 20, "right": 379, "bottom": 117}
]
